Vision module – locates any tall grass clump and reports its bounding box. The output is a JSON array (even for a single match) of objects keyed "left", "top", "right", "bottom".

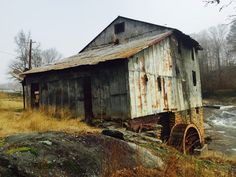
[{"left": 0, "top": 92, "right": 100, "bottom": 137}]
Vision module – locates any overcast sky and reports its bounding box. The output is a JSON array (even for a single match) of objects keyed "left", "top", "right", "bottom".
[{"left": 0, "top": 0, "right": 235, "bottom": 84}]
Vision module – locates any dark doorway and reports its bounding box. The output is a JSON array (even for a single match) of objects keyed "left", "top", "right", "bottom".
[
  {"left": 31, "top": 83, "right": 40, "bottom": 109},
  {"left": 83, "top": 77, "right": 93, "bottom": 123},
  {"left": 159, "top": 113, "right": 174, "bottom": 142}
]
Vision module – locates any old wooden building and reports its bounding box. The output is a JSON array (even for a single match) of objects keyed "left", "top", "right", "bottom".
[{"left": 22, "top": 16, "right": 204, "bottom": 153}]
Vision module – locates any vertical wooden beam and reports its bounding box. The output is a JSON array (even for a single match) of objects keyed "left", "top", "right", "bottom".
[
  {"left": 29, "top": 39, "right": 32, "bottom": 69},
  {"left": 22, "top": 81, "right": 26, "bottom": 110}
]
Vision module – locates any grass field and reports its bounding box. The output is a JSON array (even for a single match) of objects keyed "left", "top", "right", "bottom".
[{"left": 0, "top": 92, "right": 100, "bottom": 137}]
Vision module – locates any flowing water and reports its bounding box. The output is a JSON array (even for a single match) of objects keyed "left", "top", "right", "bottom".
[{"left": 204, "top": 107, "right": 236, "bottom": 155}]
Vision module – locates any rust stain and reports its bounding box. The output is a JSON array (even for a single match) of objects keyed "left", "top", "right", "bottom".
[
  {"left": 137, "top": 74, "right": 142, "bottom": 114},
  {"left": 163, "top": 78, "right": 169, "bottom": 110},
  {"left": 155, "top": 77, "right": 160, "bottom": 108},
  {"left": 140, "top": 56, "right": 145, "bottom": 72},
  {"left": 140, "top": 72, "right": 147, "bottom": 113}
]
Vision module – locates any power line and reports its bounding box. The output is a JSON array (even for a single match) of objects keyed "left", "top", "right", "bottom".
[{"left": 0, "top": 50, "right": 16, "bottom": 56}]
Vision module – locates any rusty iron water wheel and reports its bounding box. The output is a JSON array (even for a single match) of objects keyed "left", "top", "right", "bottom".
[{"left": 168, "top": 124, "right": 202, "bottom": 155}]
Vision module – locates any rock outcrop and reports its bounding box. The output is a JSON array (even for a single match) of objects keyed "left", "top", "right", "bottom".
[{"left": 0, "top": 132, "right": 163, "bottom": 177}]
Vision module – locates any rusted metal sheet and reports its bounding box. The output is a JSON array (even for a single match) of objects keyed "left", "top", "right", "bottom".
[
  {"left": 128, "top": 36, "right": 202, "bottom": 119},
  {"left": 22, "top": 32, "right": 172, "bottom": 76},
  {"left": 128, "top": 37, "right": 173, "bottom": 118}
]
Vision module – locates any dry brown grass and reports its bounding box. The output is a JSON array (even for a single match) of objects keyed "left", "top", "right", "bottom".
[
  {"left": 0, "top": 92, "right": 100, "bottom": 137},
  {"left": 139, "top": 143, "right": 235, "bottom": 177},
  {"left": 111, "top": 166, "right": 162, "bottom": 177},
  {"left": 160, "top": 152, "right": 235, "bottom": 177},
  {"left": 200, "top": 150, "right": 236, "bottom": 166},
  {"left": 109, "top": 146, "right": 235, "bottom": 177}
]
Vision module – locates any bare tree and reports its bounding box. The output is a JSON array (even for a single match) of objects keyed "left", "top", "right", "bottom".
[
  {"left": 41, "top": 48, "right": 62, "bottom": 65},
  {"left": 226, "top": 21, "right": 236, "bottom": 64},
  {"left": 193, "top": 30, "right": 213, "bottom": 91},
  {"left": 205, "top": 0, "right": 235, "bottom": 12},
  {"left": 205, "top": 0, "right": 220, "bottom": 4},
  {"left": 31, "top": 43, "right": 42, "bottom": 68},
  {"left": 227, "top": 21, "right": 236, "bottom": 51},
  {"left": 193, "top": 24, "right": 231, "bottom": 92},
  {"left": 10, "top": 30, "right": 31, "bottom": 72},
  {"left": 208, "top": 24, "right": 228, "bottom": 86},
  {"left": 9, "top": 30, "right": 63, "bottom": 80},
  {"left": 9, "top": 30, "right": 42, "bottom": 77}
]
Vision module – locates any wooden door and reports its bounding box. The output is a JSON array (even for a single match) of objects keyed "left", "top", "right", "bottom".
[
  {"left": 31, "top": 83, "right": 39, "bottom": 109},
  {"left": 83, "top": 77, "right": 93, "bottom": 123}
]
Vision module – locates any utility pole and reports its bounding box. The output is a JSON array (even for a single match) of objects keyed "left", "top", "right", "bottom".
[{"left": 29, "top": 39, "right": 32, "bottom": 70}]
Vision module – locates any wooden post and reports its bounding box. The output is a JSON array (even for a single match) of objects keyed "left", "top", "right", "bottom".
[
  {"left": 22, "top": 81, "right": 26, "bottom": 110},
  {"left": 29, "top": 39, "right": 32, "bottom": 69}
]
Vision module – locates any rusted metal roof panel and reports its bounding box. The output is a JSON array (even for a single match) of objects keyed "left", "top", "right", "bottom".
[{"left": 22, "top": 31, "right": 172, "bottom": 75}]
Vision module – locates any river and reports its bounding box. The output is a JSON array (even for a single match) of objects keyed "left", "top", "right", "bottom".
[{"left": 204, "top": 106, "right": 236, "bottom": 155}]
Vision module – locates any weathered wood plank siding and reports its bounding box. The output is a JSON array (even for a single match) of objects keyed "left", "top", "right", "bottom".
[
  {"left": 24, "top": 60, "right": 130, "bottom": 119},
  {"left": 91, "top": 61, "right": 130, "bottom": 119},
  {"left": 128, "top": 36, "right": 202, "bottom": 119}
]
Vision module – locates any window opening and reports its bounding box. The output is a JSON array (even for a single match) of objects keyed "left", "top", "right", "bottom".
[
  {"left": 114, "top": 22, "right": 125, "bottom": 34},
  {"left": 157, "top": 76, "right": 162, "bottom": 91},
  {"left": 191, "top": 48, "right": 195, "bottom": 61},
  {"left": 192, "top": 71, "right": 197, "bottom": 86}
]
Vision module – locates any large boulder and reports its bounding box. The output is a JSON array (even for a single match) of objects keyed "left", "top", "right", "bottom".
[{"left": 0, "top": 132, "right": 163, "bottom": 177}]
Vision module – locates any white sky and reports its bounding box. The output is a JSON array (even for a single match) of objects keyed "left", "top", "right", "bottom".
[{"left": 0, "top": 0, "right": 235, "bottom": 84}]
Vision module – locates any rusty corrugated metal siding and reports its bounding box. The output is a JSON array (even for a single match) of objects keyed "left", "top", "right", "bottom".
[
  {"left": 128, "top": 36, "right": 202, "bottom": 119},
  {"left": 128, "top": 37, "right": 173, "bottom": 118}
]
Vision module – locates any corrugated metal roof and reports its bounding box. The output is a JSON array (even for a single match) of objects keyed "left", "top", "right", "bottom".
[{"left": 22, "top": 31, "right": 173, "bottom": 75}]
